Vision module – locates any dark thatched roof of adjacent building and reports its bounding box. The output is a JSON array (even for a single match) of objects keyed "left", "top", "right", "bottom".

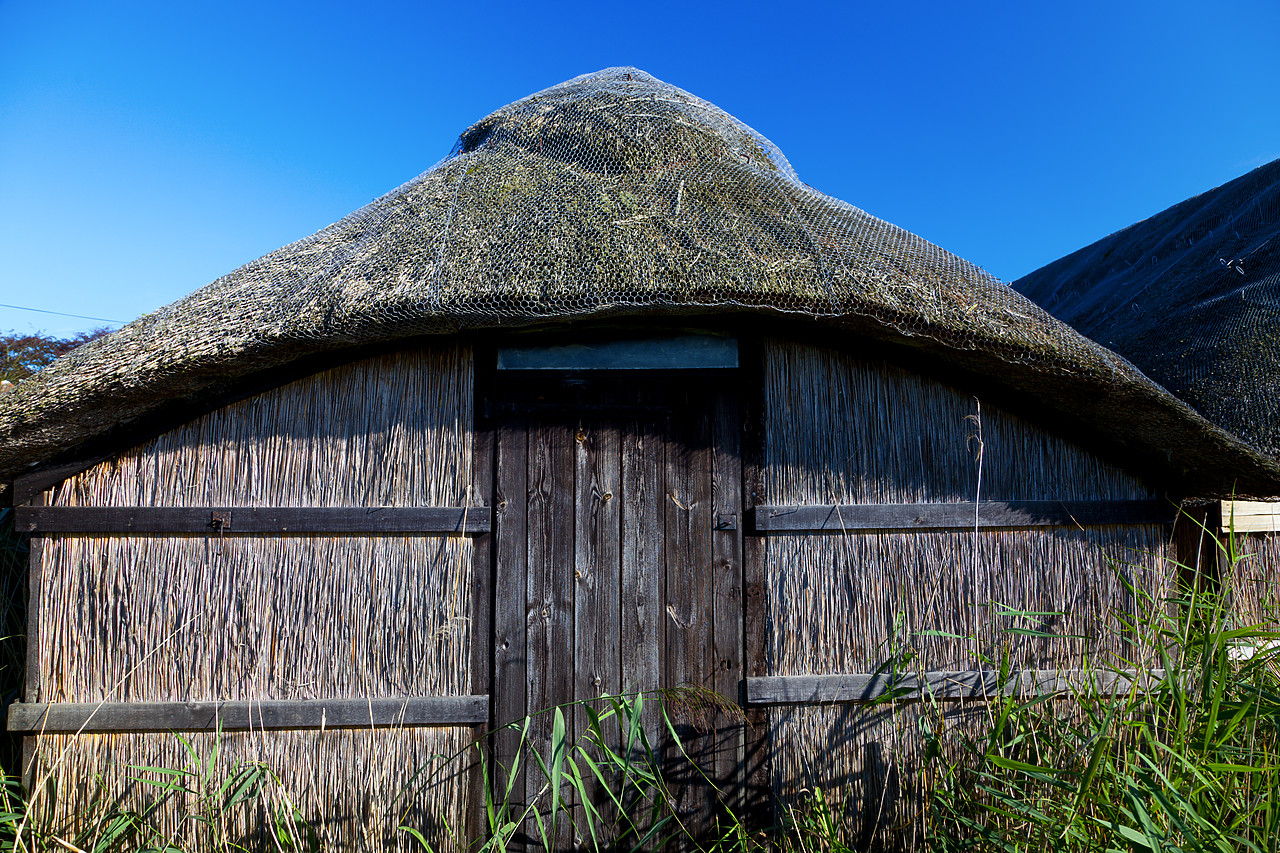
[
  {"left": 2, "top": 68, "right": 1278, "bottom": 497},
  {"left": 1015, "top": 159, "right": 1280, "bottom": 465}
]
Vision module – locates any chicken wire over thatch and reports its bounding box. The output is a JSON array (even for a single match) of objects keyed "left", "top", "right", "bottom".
[
  {"left": 1015, "top": 158, "right": 1280, "bottom": 466},
  {"left": 1, "top": 67, "right": 1278, "bottom": 495}
]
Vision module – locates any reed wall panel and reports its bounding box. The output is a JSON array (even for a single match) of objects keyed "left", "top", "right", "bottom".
[
  {"left": 1231, "top": 532, "right": 1280, "bottom": 628},
  {"left": 38, "top": 535, "right": 473, "bottom": 703},
  {"left": 30, "top": 728, "right": 470, "bottom": 853},
  {"left": 761, "top": 340, "right": 1170, "bottom": 846},
  {"left": 55, "top": 347, "right": 473, "bottom": 508},
  {"left": 32, "top": 345, "right": 476, "bottom": 851}
]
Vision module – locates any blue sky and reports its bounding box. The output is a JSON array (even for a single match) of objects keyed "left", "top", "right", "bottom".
[{"left": 2, "top": 0, "right": 1278, "bottom": 338}]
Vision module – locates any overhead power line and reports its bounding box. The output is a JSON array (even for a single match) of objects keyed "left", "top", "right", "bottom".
[{"left": 0, "top": 303, "right": 126, "bottom": 325}]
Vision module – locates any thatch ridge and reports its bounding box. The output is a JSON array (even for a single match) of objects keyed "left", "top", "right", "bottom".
[{"left": 2, "top": 67, "right": 1278, "bottom": 497}]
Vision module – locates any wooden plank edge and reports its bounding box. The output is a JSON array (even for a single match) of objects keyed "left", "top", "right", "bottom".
[
  {"left": 746, "top": 670, "right": 1167, "bottom": 704},
  {"left": 7, "top": 695, "right": 489, "bottom": 734},
  {"left": 14, "top": 506, "right": 490, "bottom": 535},
  {"left": 753, "top": 500, "right": 1175, "bottom": 532},
  {"left": 1221, "top": 500, "right": 1280, "bottom": 534}
]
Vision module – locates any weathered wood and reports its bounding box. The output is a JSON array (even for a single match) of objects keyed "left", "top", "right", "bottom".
[
  {"left": 526, "top": 417, "right": 575, "bottom": 850},
  {"left": 621, "top": 415, "right": 664, "bottom": 739},
  {"left": 738, "top": 338, "right": 772, "bottom": 833},
  {"left": 7, "top": 696, "right": 490, "bottom": 733},
  {"left": 710, "top": 385, "right": 744, "bottom": 818},
  {"left": 12, "top": 458, "right": 113, "bottom": 507},
  {"left": 746, "top": 671, "right": 1166, "bottom": 704},
  {"left": 1222, "top": 500, "right": 1280, "bottom": 533},
  {"left": 23, "top": 492, "right": 46, "bottom": 794},
  {"left": 16, "top": 506, "right": 490, "bottom": 535},
  {"left": 492, "top": 415, "right": 529, "bottom": 849},
  {"left": 665, "top": 387, "right": 717, "bottom": 840},
  {"left": 1174, "top": 503, "right": 1222, "bottom": 592},
  {"left": 468, "top": 351, "right": 496, "bottom": 848},
  {"left": 753, "top": 500, "right": 1175, "bottom": 532},
  {"left": 573, "top": 417, "right": 622, "bottom": 841}
]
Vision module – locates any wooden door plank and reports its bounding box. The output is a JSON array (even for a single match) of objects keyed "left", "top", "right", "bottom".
[
  {"left": 621, "top": 416, "right": 664, "bottom": 738},
  {"left": 526, "top": 418, "right": 576, "bottom": 850},
  {"left": 493, "top": 416, "right": 529, "bottom": 850},
  {"left": 573, "top": 418, "right": 622, "bottom": 846},
  {"left": 710, "top": 386, "right": 744, "bottom": 817},
  {"left": 664, "top": 388, "right": 717, "bottom": 841}
]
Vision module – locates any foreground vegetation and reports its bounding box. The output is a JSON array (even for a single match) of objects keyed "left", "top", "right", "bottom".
[{"left": 0, "top": 512, "right": 1276, "bottom": 851}]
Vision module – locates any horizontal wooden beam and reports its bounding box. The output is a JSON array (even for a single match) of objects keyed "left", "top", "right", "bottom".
[
  {"left": 747, "top": 670, "right": 1164, "bottom": 704},
  {"left": 7, "top": 695, "right": 489, "bottom": 734},
  {"left": 752, "top": 500, "right": 1173, "bottom": 532},
  {"left": 1221, "top": 500, "right": 1280, "bottom": 533},
  {"left": 14, "top": 506, "right": 490, "bottom": 535}
]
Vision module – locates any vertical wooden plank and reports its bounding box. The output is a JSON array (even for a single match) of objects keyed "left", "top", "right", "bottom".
[
  {"left": 710, "top": 383, "right": 745, "bottom": 821},
  {"left": 493, "top": 415, "right": 528, "bottom": 852},
  {"left": 621, "top": 414, "right": 664, "bottom": 738},
  {"left": 526, "top": 418, "right": 575, "bottom": 851},
  {"left": 468, "top": 347, "right": 496, "bottom": 849},
  {"left": 573, "top": 418, "right": 622, "bottom": 846},
  {"left": 740, "top": 341, "right": 773, "bottom": 832},
  {"left": 23, "top": 491, "right": 48, "bottom": 794},
  {"left": 664, "top": 386, "right": 716, "bottom": 841},
  {"left": 1173, "top": 502, "right": 1222, "bottom": 613}
]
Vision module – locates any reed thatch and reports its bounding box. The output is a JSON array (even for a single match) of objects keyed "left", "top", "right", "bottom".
[
  {"left": 0, "top": 68, "right": 1276, "bottom": 497},
  {"left": 1014, "top": 158, "right": 1280, "bottom": 468},
  {"left": 760, "top": 340, "right": 1171, "bottom": 841},
  {"left": 30, "top": 729, "right": 469, "bottom": 852},
  {"left": 28, "top": 347, "right": 476, "bottom": 850},
  {"left": 1230, "top": 532, "right": 1280, "bottom": 631}
]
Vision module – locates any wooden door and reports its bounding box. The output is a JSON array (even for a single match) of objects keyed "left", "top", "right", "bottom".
[{"left": 490, "top": 376, "right": 742, "bottom": 850}]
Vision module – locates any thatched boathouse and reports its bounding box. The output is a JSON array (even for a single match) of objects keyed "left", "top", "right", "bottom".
[
  {"left": 4, "top": 68, "right": 1279, "bottom": 851},
  {"left": 1015, "top": 160, "right": 1280, "bottom": 629}
]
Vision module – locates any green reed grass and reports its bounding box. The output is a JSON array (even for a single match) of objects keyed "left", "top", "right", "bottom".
[
  {"left": 913, "top": 525, "right": 1280, "bottom": 853},
  {"left": 2, "top": 519, "right": 1279, "bottom": 852}
]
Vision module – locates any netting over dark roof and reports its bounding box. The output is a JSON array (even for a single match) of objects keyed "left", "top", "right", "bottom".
[
  {"left": 1015, "top": 159, "right": 1280, "bottom": 461},
  {"left": 1, "top": 68, "right": 1278, "bottom": 496}
]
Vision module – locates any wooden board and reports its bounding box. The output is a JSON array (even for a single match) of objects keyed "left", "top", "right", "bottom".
[
  {"left": 738, "top": 340, "right": 772, "bottom": 832},
  {"left": 8, "top": 696, "right": 489, "bottom": 733},
  {"left": 1222, "top": 500, "right": 1280, "bottom": 533},
  {"left": 468, "top": 358, "right": 496, "bottom": 846},
  {"left": 753, "top": 500, "right": 1174, "bottom": 532},
  {"left": 746, "top": 671, "right": 1165, "bottom": 704},
  {"left": 16, "top": 506, "right": 490, "bottom": 535},
  {"left": 710, "top": 385, "right": 744, "bottom": 815},
  {"left": 492, "top": 415, "right": 529, "bottom": 846}
]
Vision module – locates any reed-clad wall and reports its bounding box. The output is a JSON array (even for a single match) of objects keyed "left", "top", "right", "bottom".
[
  {"left": 31, "top": 346, "right": 475, "bottom": 852},
  {"left": 761, "top": 339, "right": 1169, "bottom": 848},
  {"left": 1231, "top": 532, "right": 1280, "bottom": 629}
]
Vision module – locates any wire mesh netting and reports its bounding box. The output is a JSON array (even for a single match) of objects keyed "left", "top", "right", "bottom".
[
  {"left": 1015, "top": 159, "right": 1280, "bottom": 460},
  {"left": 1, "top": 67, "right": 1278, "bottom": 495}
]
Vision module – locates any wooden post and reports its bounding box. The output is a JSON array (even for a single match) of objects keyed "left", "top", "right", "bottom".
[
  {"left": 493, "top": 413, "right": 529, "bottom": 852},
  {"left": 739, "top": 340, "right": 772, "bottom": 832},
  {"left": 711, "top": 383, "right": 744, "bottom": 820},
  {"left": 468, "top": 347, "right": 497, "bottom": 848},
  {"left": 22, "top": 491, "right": 48, "bottom": 794}
]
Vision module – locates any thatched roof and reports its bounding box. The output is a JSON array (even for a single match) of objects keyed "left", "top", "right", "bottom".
[
  {"left": 2, "top": 68, "right": 1278, "bottom": 497},
  {"left": 1015, "top": 159, "right": 1280, "bottom": 463}
]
